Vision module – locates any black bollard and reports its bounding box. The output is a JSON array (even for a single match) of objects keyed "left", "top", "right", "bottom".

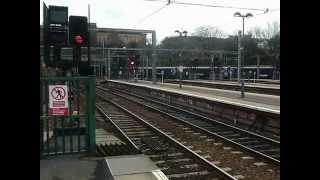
[{"left": 241, "top": 80, "right": 245, "bottom": 98}]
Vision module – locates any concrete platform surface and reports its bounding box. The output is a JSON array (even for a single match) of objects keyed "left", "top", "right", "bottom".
[
  {"left": 105, "top": 154, "right": 168, "bottom": 180},
  {"left": 40, "top": 155, "right": 106, "bottom": 180},
  {"left": 111, "top": 80, "right": 280, "bottom": 114}
]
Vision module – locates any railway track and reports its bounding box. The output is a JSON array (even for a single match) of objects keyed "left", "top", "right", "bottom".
[
  {"left": 95, "top": 97, "right": 236, "bottom": 180},
  {"left": 97, "top": 85, "right": 280, "bottom": 165}
]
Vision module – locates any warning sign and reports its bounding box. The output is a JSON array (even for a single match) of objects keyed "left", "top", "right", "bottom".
[{"left": 48, "top": 85, "right": 69, "bottom": 116}]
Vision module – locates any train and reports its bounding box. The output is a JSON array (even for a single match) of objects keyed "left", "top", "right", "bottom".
[{"left": 128, "top": 66, "right": 278, "bottom": 80}]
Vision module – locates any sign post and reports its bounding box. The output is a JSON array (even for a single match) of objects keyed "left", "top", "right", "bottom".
[{"left": 48, "top": 85, "right": 69, "bottom": 116}]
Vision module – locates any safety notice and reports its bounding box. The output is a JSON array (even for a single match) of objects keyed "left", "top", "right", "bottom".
[{"left": 48, "top": 85, "right": 69, "bottom": 116}]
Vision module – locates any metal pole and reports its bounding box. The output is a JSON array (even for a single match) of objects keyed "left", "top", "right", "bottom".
[
  {"left": 152, "top": 31, "right": 157, "bottom": 84},
  {"left": 87, "top": 75, "right": 96, "bottom": 152},
  {"left": 179, "top": 54, "right": 182, "bottom": 88},
  {"left": 242, "top": 17, "right": 245, "bottom": 74},
  {"left": 101, "top": 64, "right": 103, "bottom": 79},
  {"left": 146, "top": 55, "right": 149, "bottom": 80},
  {"left": 211, "top": 56, "right": 215, "bottom": 81},
  {"left": 161, "top": 70, "right": 164, "bottom": 83},
  {"left": 242, "top": 17, "right": 245, "bottom": 38},
  {"left": 93, "top": 64, "right": 96, "bottom": 76},
  {"left": 142, "top": 56, "right": 145, "bottom": 80},
  {"left": 98, "top": 64, "right": 100, "bottom": 78},
  {"left": 241, "top": 80, "right": 245, "bottom": 98},
  {"left": 237, "top": 30, "right": 241, "bottom": 82},
  {"left": 257, "top": 55, "right": 260, "bottom": 79},
  {"left": 103, "top": 39, "right": 107, "bottom": 79},
  {"left": 108, "top": 49, "right": 111, "bottom": 79},
  {"left": 87, "top": 4, "right": 91, "bottom": 70},
  {"left": 76, "top": 46, "right": 81, "bottom": 76},
  {"left": 179, "top": 70, "right": 182, "bottom": 88}
]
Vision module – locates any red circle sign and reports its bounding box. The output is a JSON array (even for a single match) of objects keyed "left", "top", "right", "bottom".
[{"left": 51, "top": 87, "right": 66, "bottom": 100}]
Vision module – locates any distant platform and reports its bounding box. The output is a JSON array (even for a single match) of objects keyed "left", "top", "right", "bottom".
[
  {"left": 107, "top": 80, "right": 280, "bottom": 114},
  {"left": 180, "top": 80, "right": 280, "bottom": 89}
]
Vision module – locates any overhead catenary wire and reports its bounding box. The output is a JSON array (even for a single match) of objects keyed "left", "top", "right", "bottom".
[
  {"left": 144, "top": 0, "right": 267, "bottom": 12},
  {"left": 138, "top": 3, "right": 169, "bottom": 24},
  {"left": 254, "top": 8, "right": 280, "bottom": 16}
]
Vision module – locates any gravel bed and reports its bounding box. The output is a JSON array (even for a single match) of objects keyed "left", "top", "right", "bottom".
[{"left": 110, "top": 93, "right": 280, "bottom": 180}]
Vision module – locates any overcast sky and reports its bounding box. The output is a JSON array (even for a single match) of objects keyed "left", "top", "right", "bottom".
[{"left": 40, "top": 0, "right": 279, "bottom": 43}]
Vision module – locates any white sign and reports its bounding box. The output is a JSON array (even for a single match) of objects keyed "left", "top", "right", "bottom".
[{"left": 48, "top": 85, "right": 69, "bottom": 116}]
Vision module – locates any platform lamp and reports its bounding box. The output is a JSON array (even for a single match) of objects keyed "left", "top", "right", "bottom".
[
  {"left": 175, "top": 30, "right": 188, "bottom": 88},
  {"left": 234, "top": 12, "right": 253, "bottom": 83}
]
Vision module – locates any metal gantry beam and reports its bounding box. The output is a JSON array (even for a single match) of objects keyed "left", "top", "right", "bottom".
[{"left": 101, "top": 47, "right": 237, "bottom": 55}]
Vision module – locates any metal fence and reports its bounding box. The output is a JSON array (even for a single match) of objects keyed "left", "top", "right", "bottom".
[{"left": 40, "top": 76, "right": 95, "bottom": 158}]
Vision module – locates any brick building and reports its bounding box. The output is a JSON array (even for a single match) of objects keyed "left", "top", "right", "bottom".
[{"left": 40, "top": 23, "right": 148, "bottom": 48}]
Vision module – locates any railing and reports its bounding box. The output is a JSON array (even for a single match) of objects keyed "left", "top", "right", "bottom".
[{"left": 40, "top": 76, "right": 95, "bottom": 158}]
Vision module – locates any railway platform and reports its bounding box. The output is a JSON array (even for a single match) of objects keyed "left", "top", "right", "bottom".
[
  {"left": 110, "top": 80, "right": 279, "bottom": 113},
  {"left": 179, "top": 80, "right": 280, "bottom": 89},
  {"left": 40, "top": 128, "right": 119, "bottom": 180},
  {"left": 40, "top": 127, "right": 165, "bottom": 180},
  {"left": 40, "top": 154, "right": 105, "bottom": 180},
  {"left": 164, "top": 79, "right": 280, "bottom": 96}
]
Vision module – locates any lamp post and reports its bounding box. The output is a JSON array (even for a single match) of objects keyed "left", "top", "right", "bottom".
[
  {"left": 234, "top": 12, "right": 253, "bottom": 83},
  {"left": 175, "top": 30, "right": 188, "bottom": 88}
]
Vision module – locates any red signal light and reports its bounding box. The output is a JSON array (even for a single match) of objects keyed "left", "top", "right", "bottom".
[{"left": 74, "top": 35, "right": 83, "bottom": 44}]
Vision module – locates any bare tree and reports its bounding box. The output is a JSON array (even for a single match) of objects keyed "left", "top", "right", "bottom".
[
  {"left": 191, "top": 25, "right": 225, "bottom": 50},
  {"left": 250, "top": 21, "right": 280, "bottom": 40},
  {"left": 192, "top": 25, "right": 225, "bottom": 38},
  {"left": 249, "top": 21, "right": 280, "bottom": 77}
]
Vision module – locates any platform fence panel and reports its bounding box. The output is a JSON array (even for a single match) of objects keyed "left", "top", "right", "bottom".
[{"left": 40, "top": 76, "right": 95, "bottom": 158}]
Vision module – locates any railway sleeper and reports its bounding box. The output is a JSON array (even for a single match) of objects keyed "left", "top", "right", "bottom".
[
  {"left": 127, "top": 133, "right": 155, "bottom": 138},
  {"left": 125, "top": 131, "right": 154, "bottom": 135},
  {"left": 115, "top": 122, "right": 137, "bottom": 126},
  {"left": 113, "top": 119, "right": 134, "bottom": 122},
  {"left": 236, "top": 140, "right": 260, "bottom": 145},
  {"left": 162, "top": 165, "right": 209, "bottom": 176},
  {"left": 216, "top": 131, "right": 237, "bottom": 136},
  {"left": 118, "top": 125, "right": 144, "bottom": 129},
  {"left": 222, "top": 133, "right": 242, "bottom": 138},
  {"left": 155, "top": 158, "right": 192, "bottom": 164},
  {"left": 228, "top": 137, "right": 251, "bottom": 141},
  {"left": 205, "top": 127, "right": 227, "bottom": 132},
  {"left": 270, "top": 154, "right": 280, "bottom": 158},
  {"left": 259, "top": 148, "right": 280, "bottom": 153},
  {"left": 165, "top": 171, "right": 211, "bottom": 179},
  {"left": 246, "top": 144, "right": 271, "bottom": 149},
  {"left": 148, "top": 152, "right": 184, "bottom": 159},
  {"left": 121, "top": 127, "right": 148, "bottom": 132}
]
